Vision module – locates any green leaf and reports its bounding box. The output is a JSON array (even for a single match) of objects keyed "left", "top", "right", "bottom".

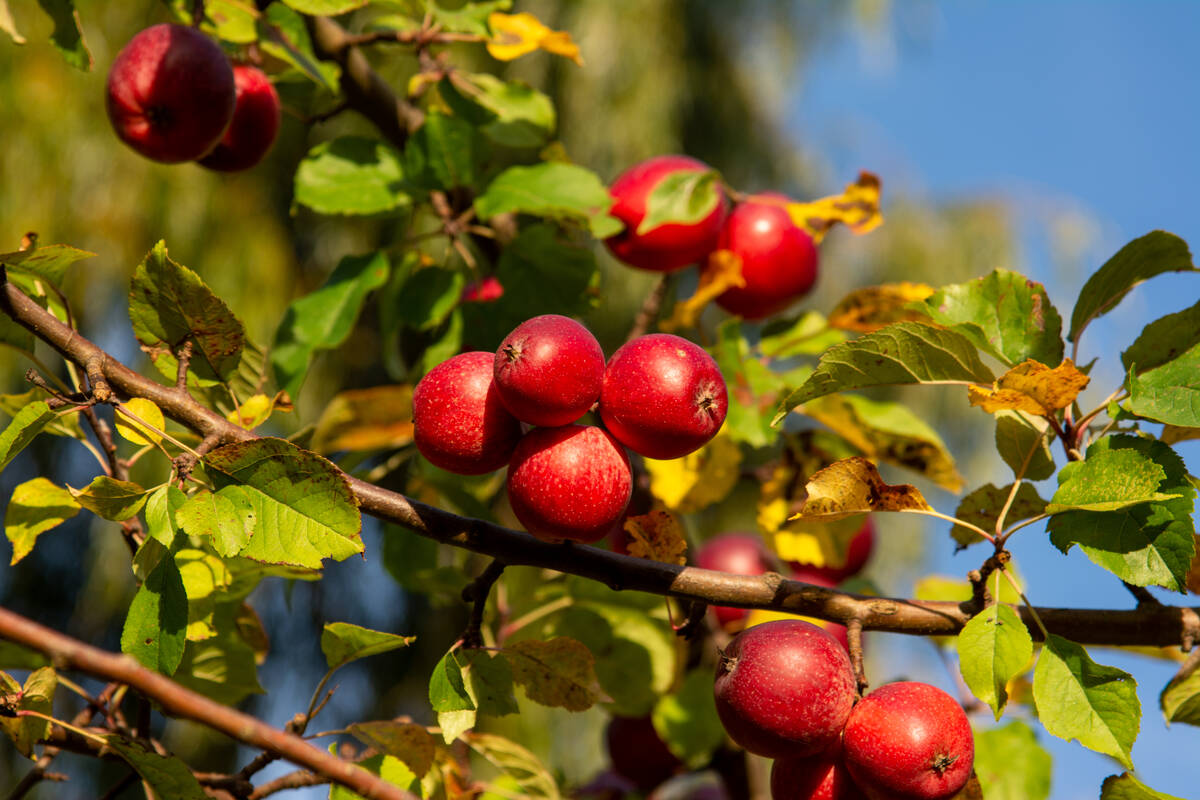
[
  {"left": 0, "top": 642, "right": 47, "bottom": 670},
  {"left": 203, "top": 438, "right": 363, "bottom": 569},
  {"left": 173, "top": 605, "right": 264, "bottom": 705},
  {"left": 121, "top": 552, "right": 188, "bottom": 675},
  {"left": 973, "top": 720, "right": 1052, "bottom": 800},
  {"left": 404, "top": 110, "right": 486, "bottom": 191},
  {"left": 1122, "top": 298, "right": 1200, "bottom": 375},
  {"left": 758, "top": 311, "right": 847, "bottom": 359},
  {"left": 464, "top": 73, "right": 554, "bottom": 147},
  {"left": 128, "top": 241, "right": 245, "bottom": 384},
  {"left": 637, "top": 169, "right": 721, "bottom": 235},
  {"left": 321, "top": 622, "right": 414, "bottom": 670},
  {"left": 69, "top": 477, "right": 150, "bottom": 521},
  {"left": 390, "top": 266, "right": 464, "bottom": 333},
  {"left": 1047, "top": 447, "right": 1178, "bottom": 513},
  {"left": 432, "top": 1, "right": 511, "bottom": 35},
  {"left": 505, "top": 637, "right": 605, "bottom": 712},
  {"left": 271, "top": 250, "right": 390, "bottom": 397},
  {"left": 144, "top": 485, "right": 186, "bottom": 548},
  {"left": 1100, "top": 773, "right": 1187, "bottom": 800},
  {"left": 917, "top": 268, "right": 1063, "bottom": 366},
  {"left": 282, "top": 0, "right": 366, "bottom": 14},
  {"left": 258, "top": 3, "right": 339, "bottom": 91},
  {"left": 775, "top": 322, "right": 994, "bottom": 422},
  {"left": 430, "top": 648, "right": 476, "bottom": 743},
  {"left": 1069, "top": 231, "right": 1197, "bottom": 343},
  {"left": 175, "top": 548, "right": 233, "bottom": 641},
  {"left": 474, "top": 162, "right": 620, "bottom": 238},
  {"left": 428, "top": 648, "right": 518, "bottom": 743},
  {"left": 329, "top": 747, "right": 421, "bottom": 800},
  {"left": 956, "top": 604, "right": 1033, "bottom": 718},
  {"left": 952, "top": 482, "right": 1046, "bottom": 549},
  {"left": 0, "top": 400, "right": 55, "bottom": 473},
  {"left": 1128, "top": 340, "right": 1200, "bottom": 427},
  {"left": 175, "top": 486, "right": 256, "bottom": 558},
  {"left": 101, "top": 736, "right": 208, "bottom": 800},
  {"left": 711, "top": 318, "right": 787, "bottom": 448},
  {"left": 5, "top": 477, "right": 79, "bottom": 565},
  {"left": 1032, "top": 634, "right": 1139, "bottom": 768},
  {"left": 33, "top": 0, "right": 90, "bottom": 70},
  {"left": 0, "top": 667, "right": 56, "bottom": 757},
  {"left": 652, "top": 668, "right": 725, "bottom": 768},
  {"left": 0, "top": 243, "right": 96, "bottom": 286},
  {"left": 0, "top": 392, "right": 86, "bottom": 441},
  {"left": 1160, "top": 661, "right": 1200, "bottom": 726},
  {"left": 293, "top": 137, "right": 410, "bottom": 216},
  {"left": 0, "top": 2, "right": 24, "bottom": 44},
  {"left": 382, "top": 523, "right": 470, "bottom": 600},
  {"left": 1048, "top": 436, "right": 1195, "bottom": 591},
  {"left": 0, "top": 307, "right": 33, "bottom": 350},
  {"left": 466, "top": 732, "right": 561, "bottom": 800},
  {"left": 994, "top": 410, "right": 1055, "bottom": 481},
  {"left": 348, "top": 720, "right": 437, "bottom": 778}
]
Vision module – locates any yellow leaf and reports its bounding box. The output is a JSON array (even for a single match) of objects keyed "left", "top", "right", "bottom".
[
  {"left": 506, "top": 637, "right": 607, "bottom": 711},
  {"left": 643, "top": 430, "right": 741, "bottom": 512},
  {"left": 116, "top": 398, "right": 164, "bottom": 445},
  {"left": 771, "top": 516, "right": 866, "bottom": 571},
  {"left": 311, "top": 385, "right": 415, "bottom": 454},
  {"left": 785, "top": 171, "right": 883, "bottom": 244},
  {"left": 660, "top": 249, "right": 745, "bottom": 332},
  {"left": 487, "top": 12, "right": 583, "bottom": 66},
  {"left": 623, "top": 511, "right": 688, "bottom": 565},
  {"left": 226, "top": 391, "right": 292, "bottom": 430},
  {"left": 967, "top": 358, "right": 1090, "bottom": 417},
  {"left": 792, "top": 457, "right": 931, "bottom": 520},
  {"left": 744, "top": 608, "right": 844, "bottom": 639},
  {"left": 827, "top": 282, "right": 936, "bottom": 333}
]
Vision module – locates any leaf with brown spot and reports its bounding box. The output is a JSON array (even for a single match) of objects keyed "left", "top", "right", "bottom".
[
  {"left": 505, "top": 637, "right": 605, "bottom": 712},
  {"left": 827, "top": 282, "right": 936, "bottom": 333},
  {"left": 785, "top": 171, "right": 883, "bottom": 244},
  {"left": 660, "top": 249, "right": 745, "bottom": 331},
  {"left": 968, "top": 359, "right": 1089, "bottom": 416},
  {"left": 349, "top": 720, "right": 436, "bottom": 778},
  {"left": 791, "top": 457, "right": 931, "bottom": 521},
  {"left": 623, "top": 511, "right": 688, "bottom": 565}
]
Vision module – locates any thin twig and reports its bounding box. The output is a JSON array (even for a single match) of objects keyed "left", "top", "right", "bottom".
[
  {"left": 461, "top": 560, "right": 506, "bottom": 648},
  {"left": 626, "top": 274, "right": 671, "bottom": 343},
  {"left": 846, "top": 618, "right": 867, "bottom": 694}
]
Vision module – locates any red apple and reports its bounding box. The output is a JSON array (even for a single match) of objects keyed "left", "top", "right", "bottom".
[
  {"left": 696, "top": 533, "right": 774, "bottom": 630},
  {"left": 771, "top": 744, "right": 867, "bottom": 800},
  {"left": 606, "top": 155, "right": 727, "bottom": 272},
  {"left": 106, "top": 23, "right": 236, "bottom": 163},
  {"left": 605, "top": 715, "right": 682, "bottom": 792},
  {"left": 198, "top": 63, "right": 281, "bottom": 172},
  {"left": 599, "top": 334, "right": 728, "bottom": 459},
  {"left": 494, "top": 315, "right": 605, "bottom": 427},
  {"left": 412, "top": 351, "right": 522, "bottom": 475},
  {"left": 713, "top": 620, "right": 857, "bottom": 759},
  {"left": 507, "top": 425, "right": 632, "bottom": 543},
  {"left": 842, "top": 682, "right": 974, "bottom": 800},
  {"left": 461, "top": 276, "right": 504, "bottom": 303},
  {"left": 709, "top": 194, "right": 818, "bottom": 320},
  {"left": 789, "top": 520, "right": 875, "bottom": 583}
]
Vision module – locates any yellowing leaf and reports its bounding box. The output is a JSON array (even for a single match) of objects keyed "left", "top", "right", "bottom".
[
  {"left": 643, "top": 430, "right": 741, "bottom": 512},
  {"left": 785, "top": 171, "right": 883, "bottom": 244},
  {"left": 968, "top": 358, "right": 1090, "bottom": 416},
  {"left": 660, "top": 250, "right": 745, "bottom": 332},
  {"left": 791, "top": 457, "right": 931, "bottom": 520},
  {"left": 311, "top": 385, "right": 415, "bottom": 454},
  {"left": 771, "top": 516, "right": 867, "bottom": 571},
  {"left": 827, "top": 282, "right": 936, "bottom": 333},
  {"left": 487, "top": 12, "right": 583, "bottom": 66},
  {"left": 506, "top": 637, "right": 606, "bottom": 711},
  {"left": 226, "top": 392, "right": 292, "bottom": 430},
  {"left": 623, "top": 511, "right": 688, "bottom": 565},
  {"left": 116, "top": 398, "right": 164, "bottom": 445}
]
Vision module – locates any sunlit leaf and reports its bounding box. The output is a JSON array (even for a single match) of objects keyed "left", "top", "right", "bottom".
[
  {"left": 0, "top": 2, "right": 25, "bottom": 44},
  {"left": 69, "top": 477, "right": 150, "bottom": 521},
  {"left": 329, "top": 746, "right": 421, "bottom": 800},
  {"left": 957, "top": 604, "right": 1033, "bottom": 719},
  {"left": 643, "top": 431, "right": 741, "bottom": 513},
  {"left": 174, "top": 548, "right": 232, "bottom": 641},
  {"left": 994, "top": 410, "right": 1055, "bottom": 481},
  {"left": 116, "top": 397, "right": 164, "bottom": 446},
  {"left": 505, "top": 637, "right": 604, "bottom": 712},
  {"left": 768, "top": 515, "right": 866, "bottom": 573},
  {"left": 1128, "top": 340, "right": 1200, "bottom": 427},
  {"left": 0, "top": 242, "right": 95, "bottom": 286},
  {"left": 0, "top": 392, "right": 86, "bottom": 442},
  {"left": 1100, "top": 774, "right": 1186, "bottom": 800},
  {"left": 466, "top": 732, "right": 561, "bottom": 800},
  {"left": 176, "top": 486, "right": 256, "bottom": 558},
  {"left": 827, "top": 282, "right": 934, "bottom": 333},
  {"left": 791, "top": 457, "right": 931, "bottom": 521},
  {"left": 349, "top": 721, "right": 437, "bottom": 778},
  {"left": 312, "top": 385, "right": 414, "bottom": 454},
  {"left": 661, "top": 249, "right": 744, "bottom": 331},
  {"left": 294, "top": 137, "right": 410, "bottom": 216},
  {"left": 474, "top": 162, "right": 618, "bottom": 238},
  {"left": 1160, "top": 659, "right": 1200, "bottom": 727},
  {"left": 321, "top": 622, "right": 414, "bottom": 670},
  {"left": 709, "top": 319, "right": 786, "bottom": 447},
  {"left": 1122, "top": 298, "right": 1200, "bottom": 375},
  {"left": 404, "top": 110, "right": 487, "bottom": 191},
  {"left": 487, "top": 11, "right": 582, "bottom": 66},
  {"left": 0, "top": 400, "right": 55, "bottom": 473},
  {"left": 173, "top": 605, "right": 265, "bottom": 705},
  {"left": 638, "top": 169, "right": 722, "bottom": 235},
  {"left": 1047, "top": 446, "right": 1177, "bottom": 514},
  {"left": 967, "top": 359, "right": 1089, "bottom": 416},
  {"left": 0, "top": 667, "right": 56, "bottom": 758},
  {"left": 225, "top": 392, "right": 291, "bottom": 430},
  {"left": 785, "top": 171, "right": 883, "bottom": 244},
  {"left": 973, "top": 721, "right": 1052, "bottom": 800},
  {"left": 622, "top": 511, "right": 688, "bottom": 565},
  {"left": 758, "top": 311, "right": 846, "bottom": 358},
  {"left": 5, "top": 477, "right": 79, "bottom": 565},
  {"left": 282, "top": 0, "right": 366, "bottom": 14}
]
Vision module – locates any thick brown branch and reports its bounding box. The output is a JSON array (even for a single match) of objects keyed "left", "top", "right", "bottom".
[
  {"left": 4, "top": 277, "right": 1200, "bottom": 648},
  {"left": 0, "top": 607, "right": 417, "bottom": 800}
]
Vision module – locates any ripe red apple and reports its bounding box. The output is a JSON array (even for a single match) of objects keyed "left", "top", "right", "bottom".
[
  {"left": 198, "top": 63, "right": 281, "bottom": 172},
  {"left": 106, "top": 23, "right": 236, "bottom": 163},
  {"left": 696, "top": 533, "right": 775, "bottom": 630},
  {"left": 494, "top": 315, "right": 605, "bottom": 427},
  {"left": 412, "top": 351, "right": 522, "bottom": 475},
  {"left": 713, "top": 619, "right": 857, "bottom": 759},
  {"left": 461, "top": 276, "right": 504, "bottom": 303},
  {"left": 507, "top": 425, "right": 632, "bottom": 543},
  {"left": 605, "top": 714, "right": 682, "bottom": 791},
  {"left": 606, "top": 155, "right": 728, "bottom": 272},
  {"left": 771, "top": 744, "right": 867, "bottom": 800},
  {"left": 708, "top": 194, "right": 818, "bottom": 320},
  {"left": 599, "top": 334, "right": 728, "bottom": 459},
  {"left": 842, "top": 682, "right": 974, "bottom": 800},
  {"left": 789, "top": 519, "right": 875, "bottom": 583}
]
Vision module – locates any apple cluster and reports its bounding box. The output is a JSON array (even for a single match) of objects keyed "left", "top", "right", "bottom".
[
  {"left": 412, "top": 315, "right": 728, "bottom": 543},
  {"left": 106, "top": 24, "right": 281, "bottom": 171},
  {"left": 605, "top": 155, "right": 820, "bottom": 320},
  {"left": 715, "top": 620, "right": 974, "bottom": 800}
]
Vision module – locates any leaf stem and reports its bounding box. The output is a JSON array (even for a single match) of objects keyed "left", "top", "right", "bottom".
[
  {"left": 901, "top": 508, "right": 994, "bottom": 545},
  {"left": 999, "top": 513, "right": 1048, "bottom": 545},
  {"left": 1000, "top": 566, "right": 1050, "bottom": 640},
  {"left": 114, "top": 404, "right": 201, "bottom": 458}
]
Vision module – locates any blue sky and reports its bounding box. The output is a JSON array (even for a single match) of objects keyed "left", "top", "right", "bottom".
[{"left": 795, "top": 3, "right": 1200, "bottom": 798}]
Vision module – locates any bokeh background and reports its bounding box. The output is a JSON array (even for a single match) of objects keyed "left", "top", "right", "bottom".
[{"left": 1, "top": 1, "right": 1198, "bottom": 798}]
